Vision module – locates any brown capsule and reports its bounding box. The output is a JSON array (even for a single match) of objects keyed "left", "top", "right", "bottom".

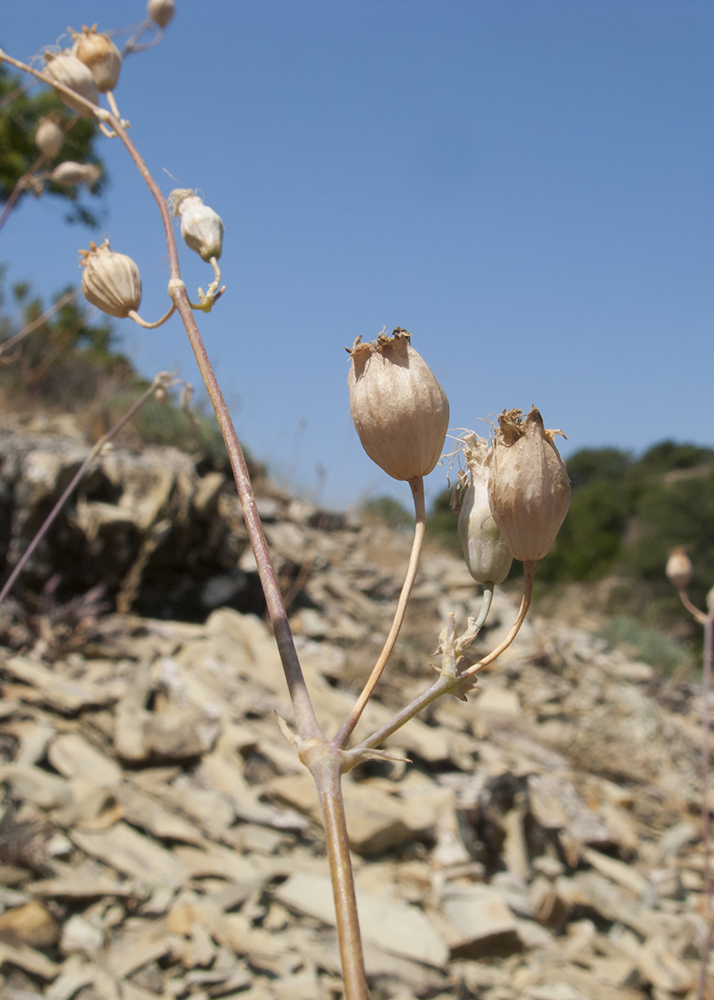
[
  {"left": 79, "top": 240, "right": 142, "bottom": 319},
  {"left": 347, "top": 328, "right": 449, "bottom": 482},
  {"left": 148, "top": 0, "right": 176, "bottom": 28},
  {"left": 487, "top": 406, "right": 571, "bottom": 562},
  {"left": 71, "top": 25, "right": 122, "bottom": 93},
  {"left": 43, "top": 50, "right": 99, "bottom": 116},
  {"left": 666, "top": 547, "right": 693, "bottom": 590}
]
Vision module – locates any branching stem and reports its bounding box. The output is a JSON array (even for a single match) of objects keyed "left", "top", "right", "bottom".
[{"left": 334, "top": 475, "right": 425, "bottom": 748}]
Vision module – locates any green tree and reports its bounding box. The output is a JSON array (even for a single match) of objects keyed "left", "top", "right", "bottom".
[{"left": 0, "top": 64, "right": 106, "bottom": 226}]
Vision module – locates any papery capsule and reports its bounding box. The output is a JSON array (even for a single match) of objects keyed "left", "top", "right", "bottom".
[
  {"left": 43, "top": 50, "right": 99, "bottom": 116},
  {"left": 148, "top": 0, "right": 176, "bottom": 27},
  {"left": 169, "top": 189, "right": 224, "bottom": 262},
  {"left": 35, "top": 117, "right": 64, "bottom": 158},
  {"left": 457, "top": 433, "right": 513, "bottom": 585},
  {"left": 347, "top": 328, "right": 449, "bottom": 482},
  {"left": 50, "top": 161, "right": 100, "bottom": 187},
  {"left": 666, "top": 547, "right": 693, "bottom": 590},
  {"left": 487, "top": 406, "right": 571, "bottom": 562},
  {"left": 71, "top": 24, "right": 122, "bottom": 92},
  {"left": 79, "top": 240, "right": 142, "bottom": 319}
]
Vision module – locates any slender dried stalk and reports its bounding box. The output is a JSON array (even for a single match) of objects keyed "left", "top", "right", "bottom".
[
  {"left": 334, "top": 475, "right": 426, "bottom": 748},
  {"left": 0, "top": 374, "right": 169, "bottom": 607},
  {"left": 0, "top": 289, "right": 77, "bottom": 357},
  {"left": 697, "top": 616, "right": 713, "bottom": 1000}
]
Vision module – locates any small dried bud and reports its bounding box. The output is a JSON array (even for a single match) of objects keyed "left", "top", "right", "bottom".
[
  {"left": 169, "top": 189, "right": 224, "bottom": 262},
  {"left": 50, "top": 161, "right": 100, "bottom": 187},
  {"left": 148, "top": 0, "right": 176, "bottom": 28},
  {"left": 666, "top": 547, "right": 693, "bottom": 590},
  {"left": 487, "top": 406, "right": 571, "bottom": 562},
  {"left": 71, "top": 25, "right": 122, "bottom": 92},
  {"left": 154, "top": 385, "right": 169, "bottom": 405},
  {"left": 457, "top": 433, "right": 513, "bottom": 585},
  {"left": 347, "top": 328, "right": 449, "bottom": 482},
  {"left": 43, "top": 50, "right": 99, "bottom": 116},
  {"left": 79, "top": 240, "right": 142, "bottom": 319},
  {"left": 35, "top": 116, "right": 64, "bottom": 158}
]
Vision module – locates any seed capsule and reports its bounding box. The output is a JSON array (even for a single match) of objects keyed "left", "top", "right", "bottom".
[
  {"left": 347, "top": 328, "right": 449, "bottom": 482},
  {"left": 35, "top": 117, "right": 64, "bottom": 158},
  {"left": 79, "top": 240, "right": 142, "bottom": 319},
  {"left": 457, "top": 433, "right": 513, "bottom": 585},
  {"left": 666, "top": 547, "right": 693, "bottom": 590},
  {"left": 50, "top": 162, "right": 100, "bottom": 187},
  {"left": 148, "top": 0, "right": 176, "bottom": 28},
  {"left": 71, "top": 25, "right": 122, "bottom": 92},
  {"left": 487, "top": 406, "right": 571, "bottom": 562},
  {"left": 43, "top": 50, "right": 99, "bottom": 116},
  {"left": 169, "top": 189, "right": 224, "bottom": 262}
]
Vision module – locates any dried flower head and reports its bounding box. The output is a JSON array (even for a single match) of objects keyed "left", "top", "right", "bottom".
[
  {"left": 71, "top": 25, "right": 122, "bottom": 92},
  {"left": 347, "top": 328, "right": 449, "bottom": 482},
  {"left": 487, "top": 406, "right": 571, "bottom": 562},
  {"left": 457, "top": 433, "right": 513, "bottom": 585},
  {"left": 79, "top": 240, "right": 141, "bottom": 319},
  {"left": 50, "top": 161, "right": 100, "bottom": 187},
  {"left": 666, "top": 547, "right": 693, "bottom": 590},
  {"left": 169, "top": 189, "right": 224, "bottom": 262},
  {"left": 148, "top": 0, "right": 176, "bottom": 28},
  {"left": 43, "top": 50, "right": 99, "bottom": 116},
  {"left": 35, "top": 116, "right": 64, "bottom": 158}
]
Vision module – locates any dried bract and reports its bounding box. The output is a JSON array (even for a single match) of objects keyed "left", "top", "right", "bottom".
[
  {"left": 169, "top": 189, "right": 224, "bottom": 262},
  {"left": 35, "top": 117, "right": 64, "bottom": 158},
  {"left": 487, "top": 406, "right": 571, "bottom": 562},
  {"left": 148, "top": 0, "right": 176, "bottom": 28},
  {"left": 666, "top": 547, "right": 693, "bottom": 590},
  {"left": 79, "top": 240, "right": 142, "bottom": 319},
  {"left": 50, "top": 162, "right": 100, "bottom": 187},
  {"left": 71, "top": 25, "right": 122, "bottom": 92},
  {"left": 347, "top": 328, "right": 449, "bottom": 482},
  {"left": 457, "top": 433, "right": 513, "bottom": 585},
  {"left": 43, "top": 50, "right": 99, "bottom": 116}
]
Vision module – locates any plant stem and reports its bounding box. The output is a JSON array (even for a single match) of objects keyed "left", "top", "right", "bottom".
[
  {"left": 697, "top": 615, "right": 713, "bottom": 1000},
  {"left": 333, "top": 475, "right": 426, "bottom": 749},
  {"left": 0, "top": 375, "right": 168, "bottom": 607},
  {"left": 305, "top": 747, "right": 368, "bottom": 1000},
  {"left": 0, "top": 151, "right": 47, "bottom": 236}
]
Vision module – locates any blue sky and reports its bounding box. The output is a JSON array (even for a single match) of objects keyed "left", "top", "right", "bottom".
[{"left": 2, "top": 1, "right": 713, "bottom": 511}]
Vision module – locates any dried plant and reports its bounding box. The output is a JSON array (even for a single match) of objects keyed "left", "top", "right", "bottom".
[{"left": 0, "top": 10, "right": 573, "bottom": 998}]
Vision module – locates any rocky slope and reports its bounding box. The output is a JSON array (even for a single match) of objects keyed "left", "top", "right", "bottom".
[{"left": 0, "top": 420, "right": 710, "bottom": 1000}]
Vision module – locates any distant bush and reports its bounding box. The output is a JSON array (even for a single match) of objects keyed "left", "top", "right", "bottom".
[
  {"left": 361, "top": 495, "right": 413, "bottom": 530},
  {"left": 598, "top": 615, "right": 694, "bottom": 676}
]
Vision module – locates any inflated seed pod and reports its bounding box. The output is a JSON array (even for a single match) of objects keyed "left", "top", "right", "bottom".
[
  {"left": 50, "top": 162, "right": 100, "bottom": 187},
  {"left": 71, "top": 25, "right": 122, "bottom": 92},
  {"left": 169, "top": 189, "right": 224, "bottom": 261},
  {"left": 347, "top": 328, "right": 449, "bottom": 482},
  {"left": 35, "top": 117, "right": 64, "bottom": 158},
  {"left": 457, "top": 433, "right": 513, "bottom": 585},
  {"left": 487, "top": 406, "right": 571, "bottom": 562},
  {"left": 148, "top": 0, "right": 176, "bottom": 28},
  {"left": 79, "top": 240, "right": 142, "bottom": 319},
  {"left": 666, "top": 548, "right": 693, "bottom": 590},
  {"left": 43, "top": 50, "right": 99, "bottom": 116}
]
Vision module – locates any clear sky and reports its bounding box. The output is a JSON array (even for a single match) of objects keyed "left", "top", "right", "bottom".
[{"left": 2, "top": 1, "right": 713, "bottom": 511}]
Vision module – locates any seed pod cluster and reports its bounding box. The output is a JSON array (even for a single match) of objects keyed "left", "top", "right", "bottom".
[
  {"left": 35, "top": 117, "right": 64, "bottom": 158},
  {"left": 43, "top": 50, "right": 99, "bottom": 116},
  {"left": 666, "top": 547, "right": 693, "bottom": 590},
  {"left": 169, "top": 189, "right": 224, "bottom": 262},
  {"left": 486, "top": 407, "right": 571, "bottom": 563},
  {"left": 79, "top": 240, "right": 142, "bottom": 319},
  {"left": 347, "top": 329, "right": 449, "bottom": 482},
  {"left": 148, "top": 0, "right": 176, "bottom": 28},
  {"left": 50, "top": 162, "right": 100, "bottom": 187},
  {"left": 71, "top": 24, "right": 122, "bottom": 92}
]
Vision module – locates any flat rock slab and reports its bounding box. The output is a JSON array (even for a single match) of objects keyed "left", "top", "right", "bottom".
[
  {"left": 276, "top": 872, "right": 449, "bottom": 968},
  {"left": 442, "top": 883, "right": 522, "bottom": 960}
]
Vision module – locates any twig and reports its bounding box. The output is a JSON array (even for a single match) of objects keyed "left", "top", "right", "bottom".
[
  {"left": 0, "top": 374, "right": 170, "bottom": 607},
  {"left": 333, "top": 475, "right": 426, "bottom": 748},
  {"left": 0, "top": 289, "right": 77, "bottom": 356}
]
